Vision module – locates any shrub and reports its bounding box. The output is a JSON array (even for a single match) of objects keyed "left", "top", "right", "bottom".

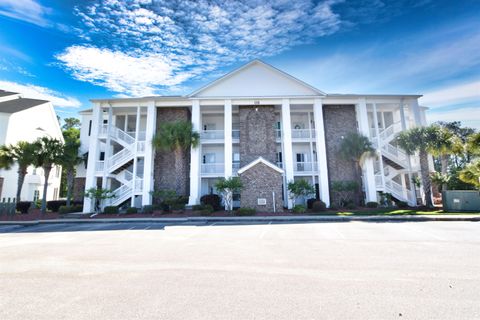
[
  {"left": 16, "top": 201, "right": 31, "bottom": 214},
  {"left": 366, "top": 201, "right": 378, "bottom": 208},
  {"left": 126, "top": 207, "right": 138, "bottom": 214},
  {"left": 235, "top": 207, "right": 256, "bottom": 216},
  {"left": 200, "top": 204, "right": 214, "bottom": 216},
  {"left": 192, "top": 204, "right": 205, "bottom": 211},
  {"left": 170, "top": 202, "right": 185, "bottom": 211},
  {"left": 306, "top": 198, "right": 316, "bottom": 209},
  {"left": 200, "top": 194, "right": 222, "bottom": 211},
  {"left": 142, "top": 205, "right": 155, "bottom": 214},
  {"left": 103, "top": 206, "right": 119, "bottom": 214},
  {"left": 311, "top": 200, "right": 327, "bottom": 212},
  {"left": 47, "top": 200, "right": 67, "bottom": 212},
  {"left": 72, "top": 205, "right": 83, "bottom": 212},
  {"left": 345, "top": 203, "right": 356, "bottom": 210},
  {"left": 293, "top": 204, "right": 307, "bottom": 214},
  {"left": 396, "top": 201, "right": 409, "bottom": 208},
  {"left": 58, "top": 206, "right": 71, "bottom": 214}
]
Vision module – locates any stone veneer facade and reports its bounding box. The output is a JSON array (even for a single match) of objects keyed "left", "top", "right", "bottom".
[
  {"left": 323, "top": 105, "right": 359, "bottom": 205},
  {"left": 239, "top": 162, "right": 283, "bottom": 212},
  {"left": 239, "top": 106, "right": 277, "bottom": 166},
  {"left": 73, "top": 177, "right": 86, "bottom": 202},
  {"left": 154, "top": 108, "right": 191, "bottom": 197}
]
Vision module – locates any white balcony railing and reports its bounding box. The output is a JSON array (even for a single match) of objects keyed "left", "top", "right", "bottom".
[
  {"left": 276, "top": 162, "right": 283, "bottom": 168},
  {"left": 292, "top": 129, "right": 316, "bottom": 139},
  {"left": 232, "top": 162, "right": 240, "bottom": 174},
  {"left": 294, "top": 162, "right": 318, "bottom": 172},
  {"left": 275, "top": 129, "right": 282, "bottom": 139},
  {"left": 232, "top": 130, "right": 240, "bottom": 139},
  {"left": 201, "top": 163, "right": 225, "bottom": 174},
  {"left": 201, "top": 130, "right": 224, "bottom": 140},
  {"left": 95, "top": 161, "right": 105, "bottom": 173}
]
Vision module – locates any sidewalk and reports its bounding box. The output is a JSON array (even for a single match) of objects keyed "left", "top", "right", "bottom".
[{"left": 1, "top": 214, "right": 479, "bottom": 225}]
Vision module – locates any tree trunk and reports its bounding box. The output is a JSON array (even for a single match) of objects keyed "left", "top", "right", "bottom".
[
  {"left": 440, "top": 155, "right": 448, "bottom": 191},
  {"left": 354, "top": 160, "right": 362, "bottom": 206},
  {"left": 174, "top": 148, "right": 183, "bottom": 195},
  {"left": 419, "top": 149, "right": 433, "bottom": 208},
  {"left": 66, "top": 170, "right": 74, "bottom": 206},
  {"left": 16, "top": 166, "right": 27, "bottom": 202},
  {"left": 41, "top": 165, "right": 52, "bottom": 215}
]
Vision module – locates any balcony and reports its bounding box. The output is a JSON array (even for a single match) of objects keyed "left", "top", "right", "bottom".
[
  {"left": 291, "top": 129, "right": 316, "bottom": 139},
  {"left": 200, "top": 130, "right": 224, "bottom": 141},
  {"left": 232, "top": 129, "right": 240, "bottom": 140},
  {"left": 232, "top": 162, "right": 240, "bottom": 175},
  {"left": 294, "top": 162, "right": 318, "bottom": 173},
  {"left": 201, "top": 163, "right": 224, "bottom": 175}
]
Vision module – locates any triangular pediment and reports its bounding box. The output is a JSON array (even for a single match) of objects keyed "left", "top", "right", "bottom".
[
  {"left": 189, "top": 60, "right": 325, "bottom": 98},
  {"left": 237, "top": 157, "right": 284, "bottom": 175}
]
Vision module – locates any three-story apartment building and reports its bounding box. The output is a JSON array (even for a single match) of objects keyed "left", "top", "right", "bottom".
[{"left": 76, "top": 60, "right": 429, "bottom": 212}]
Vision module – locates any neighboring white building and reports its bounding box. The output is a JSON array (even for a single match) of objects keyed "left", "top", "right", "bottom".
[
  {"left": 0, "top": 90, "right": 63, "bottom": 202},
  {"left": 77, "top": 60, "right": 430, "bottom": 212}
]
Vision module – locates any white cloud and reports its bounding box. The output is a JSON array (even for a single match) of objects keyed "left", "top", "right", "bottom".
[
  {"left": 0, "top": 80, "right": 81, "bottom": 108},
  {"left": 58, "top": 0, "right": 345, "bottom": 96},
  {"left": 427, "top": 106, "right": 480, "bottom": 129},
  {"left": 420, "top": 81, "right": 480, "bottom": 107},
  {"left": 0, "top": 0, "right": 50, "bottom": 26}
]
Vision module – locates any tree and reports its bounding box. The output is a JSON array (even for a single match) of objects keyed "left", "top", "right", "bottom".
[
  {"left": 459, "top": 160, "right": 480, "bottom": 189},
  {"left": 152, "top": 121, "right": 200, "bottom": 195},
  {"left": 337, "top": 132, "right": 376, "bottom": 203},
  {"left": 59, "top": 128, "right": 83, "bottom": 206},
  {"left": 287, "top": 179, "right": 315, "bottom": 207},
  {"left": 62, "top": 117, "right": 81, "bottom": 130},
  {"left": 0, "top": 141, "right": 37, "bottom": 202},
  {"left": 396, "top": 126, "right": 439, "bottom": 208},
  {"left": 84, "top": 187, "right": 116, "bottom": 214},
  {"left": 32, "top": 137, "right": 64, "bottom": 215},
  {"left": 215, "top": 177, "right": 243, "bottom": 211},
  {"left": 466, "top": 132, "right": 480, "bottom": 156},
  {"left": 428, "top": 125, "right": 462, "bottom": 191}
]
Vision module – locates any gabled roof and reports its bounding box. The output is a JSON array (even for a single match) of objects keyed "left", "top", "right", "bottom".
[
  {"left": 0, "top": 97, "right": 48, "bottom": 114},
  {"left": 0, "top": 90, "right": 18, "bottom": 98},
  {"left": 189, "top": 59, "right": 326, "bottom": 98},
  {"left": 237, "top": 157, "right": 284, "bottom": 175}
]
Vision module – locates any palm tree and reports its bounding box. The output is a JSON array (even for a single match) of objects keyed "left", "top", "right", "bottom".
[
  {"left": 459, "top": 160, "right": 480, "bottom": 189},
  {"left": 152, "top": 121, "right": 200, "bottom": 195},
  {"left": 396, "top": 126, "right": 439, "bottom": 208},
  {"left": 466, "top": 132, "right": 480, "bottom": 156},
  {"left": 33, "top": 137, "right": 64, "bottom": 215},
  {"left": 59, "top": 130, "right": 83, "bottom": 206},
  {"left": 337, "top": 132, "right": 376, "bottom": 203},
  {"left": 428, "top": 125, "right": 462, "bottom": 191},
  {"left": 0, "top": 141, "right": 37, "bottom": 202}
]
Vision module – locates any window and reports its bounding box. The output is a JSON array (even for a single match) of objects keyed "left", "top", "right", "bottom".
[
  {"left": 233, "top": 153, "right": 240, "bottom": 162},
  {"left": 33, "top": 190, "right": 40, "bottom": 202},
  {"left": 203, "top": 123, "right": 216, "bottom": 131},
  {"left": 203, "top": 153, "right": 216, "bottom": 164},
  {"left": 296, "top": 153, "right": 305, "bottom": 163},
  {"left": 276, "top": 152, "right": 282, "bottom": 163},
  {"left": 99, "top": 152, "right": 105, "bottom": 161},
  {"left": 88, "top": 120, "right": 92, "bottom": 136},
  {"left": 103, "top": 119, "right": 108, "bottom": 124}
]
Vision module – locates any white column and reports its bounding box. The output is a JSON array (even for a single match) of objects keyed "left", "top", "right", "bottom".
[
  {"left": 356, "top": 98, "right": 377, "bottom": 203},
  {"left": 372, "top": 103, "right": 386, "bottom": 190},
  {"left": 83, "top": 103, "right": 102, "bottom": 213},
  {"left": 401, "top": 100, "right": 416, "bottom": 205},
  {"left": 224, "top": 99, "right": 232, "bottom": 178},
  {"left": 313, "top": 98, "right": 330, "bottom": 207},
  {"left": 410, "top": 98, "right": 422, "bottom": 127},
  {"left": 281, "top": 98, "right": 294, "bottom": 209},
  {"left": 101, "top": 105, "right": 113, "bottom": 190},
  {"left": 188, "top": 99, "right": 201, "bottom": 205},
  {"left": 142, "top": 101, "right": 156, "bottom": 206},
  {"left": 132, "top": 105, "right": 141, "bottom": 207}
]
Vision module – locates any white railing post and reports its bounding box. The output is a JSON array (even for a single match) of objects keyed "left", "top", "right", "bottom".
[
  {"left": 224, "top": 99, "right": 232, "bottom": 179},
  {"left": 188, "top": 99, "right": 201, "bottom": 206},
  {"left": 83, "top": 102, "right": 102, "bottom": 213},
  {"left": 142, "top": 101, "right": 156, "bottom": 206}
]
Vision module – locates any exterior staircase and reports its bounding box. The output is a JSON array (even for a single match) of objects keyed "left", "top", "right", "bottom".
[
  {"left": 373, "top": 121, "right": 416, "bottom": 206},
  {"left": 98, "top": 124, "right": 145, "bottom": 207}
]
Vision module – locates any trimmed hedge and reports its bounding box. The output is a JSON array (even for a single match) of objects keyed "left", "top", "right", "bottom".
[
  {"left": 58, "top": 205, "right": 83, "bottom": 214},
  {"left": 293, "top": 204, "right": 306, "bottom": 214},
  {"left": 311, "top": 200, "right": 327, "bottom": 212},
  {"left": 200, "top": 194, "right": 222, "bottom": 211},
  {"left": 235, "top": 207, "right": 256, "bottom": 216},
  {"left": 126, "top": 207, "right": 138, "bottom": 214},
  {"left": 306, "top": 198, "right": 316, "bottom": 209},
  {"left": 47, "top": 200, "right": 83, "bottom": 212},
  {"left": 16, "top": 201, "right": 31, "bottom": 214},
  {"left": 103, "top": 206, "right": 119, "bottom": 214},
  {"left": 142, "top": 205, "right": 155, "bottom": 214},
  {"left": 366, "top": 201, "right": 378, "bottom": 208}
]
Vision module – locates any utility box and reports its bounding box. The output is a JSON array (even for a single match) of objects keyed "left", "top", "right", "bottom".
[{"left": 442, "top": 191, "right": 480, "bottom": 212}]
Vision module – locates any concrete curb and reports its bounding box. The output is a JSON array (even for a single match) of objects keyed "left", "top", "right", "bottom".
[{"left": 1, "top": 214, "right": 479, "bottom": 226}]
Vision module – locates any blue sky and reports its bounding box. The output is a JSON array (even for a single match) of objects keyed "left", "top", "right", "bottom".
[{"left": 0, "top": 0, "right": 479, "bottom": 128}]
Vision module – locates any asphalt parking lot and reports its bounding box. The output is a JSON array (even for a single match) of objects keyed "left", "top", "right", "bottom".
[{"left": 0, "top": 220, "right": 479, "bottom": 319}]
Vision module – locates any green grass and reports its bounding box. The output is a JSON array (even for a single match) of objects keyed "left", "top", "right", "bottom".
[{"left": 313, "top": 209, "right": 480, "bottom": 216}]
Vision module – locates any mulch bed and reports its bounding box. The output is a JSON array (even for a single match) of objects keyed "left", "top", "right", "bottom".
[{"left": 0, "top": 209, "right": 61, "bottom": 221}]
